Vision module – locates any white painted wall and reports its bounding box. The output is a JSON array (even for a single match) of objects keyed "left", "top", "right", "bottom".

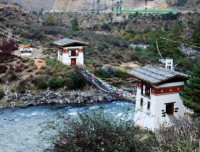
[
  {"left": 154, "top": 82, "right": 184, "bottom": 88},
  {"left": 20, "top": 48, "right": 33, "bottom": 57},
  {"left": 76, "top": 52, "right": 84, "bottom": 65},
  {"left": 134, "top": 82, "right": 187, "bottom": 131},
  {"left": 61, "top": 52, "right": 71, "bottom": 65},
  {"left": 58, "top": 50, "right": 62, "bottom": 61},
  {"left": 57, "top": 51, "right": 84, "bottom": 65}
]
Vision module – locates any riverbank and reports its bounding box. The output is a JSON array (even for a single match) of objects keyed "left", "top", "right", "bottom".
[
  {"left": 0, "top": 88, "right": 132, "bottom": 109},
  {"left": 0, "top": 101, "right": 135, "bottom": 152}
]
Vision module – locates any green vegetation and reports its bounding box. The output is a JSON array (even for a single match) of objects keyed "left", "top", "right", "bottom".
[
  {"left": 0, "top": 89, "right": 4, "bottom": 100},
  {"left": 46, "top": 112, "right": 157, "bottom": 152},
  {"left": 36, "top": 79, "right": 48, "bottom": 90},
  {"left": 71, "top": 17, "right": 79, "bottom": 31},
  {"left": 94, "top": 68, "right": 128, "bottom": 80},
  {"left": 16, "top": 81, "right": 26, "bottom": 94},
  {"left": 158, "top": 118, "right": 200, "bottom": 151},
  {"left": 34, "top": 72, "right": 86, "bottom": 91},
  {"left": 94, "top": 69, "right": 112, "bottom": 78},
  {"left": 192, "top": 20, "right": 200, "bottom": 50},
  {"left": 65, "top": 73, "right": 86, "bottom": 90},
  {"left": 46, "top": 112, "right": 200, "bottom": 152},
  {"left": 148, "top": 23, "right": 185, "bottom": 61},
  {"left": 181, "top": 60, "right": 200, "bottom": 116},
  {"left": 131, "top": 46, "right": 159, "bottom": 63},
  {"left": 45, "top": 14, "right": 56, "bottom": 26},
  {"left": 49, "top": 77, "right": 65, "bottom": 90}
]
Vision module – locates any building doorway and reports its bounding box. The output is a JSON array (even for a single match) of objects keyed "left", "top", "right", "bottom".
[
  {"left": 71, "top": 58, "right": 76, "bottom": 66},
  {"left": 166, "top": 103, "right": 174, "bottom": 115}
]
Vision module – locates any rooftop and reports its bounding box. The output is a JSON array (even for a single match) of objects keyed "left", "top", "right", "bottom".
[
  {"left": 53, "top": 38, "right": 88, "bottom": 47},
  {"left": 128, "top": 65, "right": 188, "bottom": 85}
]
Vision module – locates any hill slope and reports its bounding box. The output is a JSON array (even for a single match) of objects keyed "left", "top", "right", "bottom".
[{"left": 3, "top": 0, "right": 170, "bottom": 12}]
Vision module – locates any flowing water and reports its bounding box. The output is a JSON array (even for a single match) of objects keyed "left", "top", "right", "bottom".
[{"left": 0, "top": 101, "right": 135, "bottom": 152}]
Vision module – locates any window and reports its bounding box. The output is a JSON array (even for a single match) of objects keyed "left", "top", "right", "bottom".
[
  {"left": 167, "top": 66, "right": 171, "bottom": 70},
  {"left": 166, "top": 103, "right": 174, "bottom": 115},
  {"left": 141, "top": 83, "right": 151, "bottom": 97},
  {"left": 140, "top": 98, "right": 143, "bottom": 107},
  {"left": 71, "top": 50, "right": 76, "bottom": 56},
  {"left": 147, "top": 101, "right": 150, "bottom": 111},
  {"left": 145, "top": 85, "right": 151, "bottom": 97}
]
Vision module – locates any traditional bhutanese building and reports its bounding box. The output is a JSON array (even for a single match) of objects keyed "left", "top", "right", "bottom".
[
  {"left": 129, "top": 65, "right": 189, "bottom": 131},
  {"left": 53, "top": 38, "right": 88, "bottom": 66},
  {"left": 20, "top": 43, "right": 33, "bottom": 56}
]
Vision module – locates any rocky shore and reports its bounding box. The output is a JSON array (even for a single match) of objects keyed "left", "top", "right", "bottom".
[{"left": 0, "top": 89, "right": 122, "bottom": 109}]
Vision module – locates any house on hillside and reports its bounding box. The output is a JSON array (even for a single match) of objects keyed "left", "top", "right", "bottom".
[
  {"left": 20, "top": 43, "right": 33, "bottom": 57},
  {"left": 53, "top": 38, "right": 88, "bottom": 66},
  {"left": 129, "top": 65, "right": 190, "bottom": 131}
]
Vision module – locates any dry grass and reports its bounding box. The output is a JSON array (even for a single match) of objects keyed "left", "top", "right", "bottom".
[{"left": 157, "top": 117, "right": 200, "bottom": 152}]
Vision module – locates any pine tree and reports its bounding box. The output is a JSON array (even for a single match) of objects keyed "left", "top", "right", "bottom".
[
  {"left": 166, "top": 22, "right": 184, "bottom": 59},
  {"left": 148, "top": 23, "right": 184, "bottom": 61},
  {"left": 71, "top": 17, "right": 79, "bottom": 31},
  {"left": 181, "top": 60, "right": 200, "bottom": 116},
  {"left": 46, "top": 14, "right": 56, "bottom": 26},
  {"left": 192, "top": 20, "right": 200, "bottom": 51}
]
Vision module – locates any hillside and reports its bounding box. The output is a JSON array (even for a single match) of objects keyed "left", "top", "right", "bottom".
[
  {"left": 0, "top": 1, "right": 200, "bottom": 70},
  {"left": 3, "top": 0, "right": 199, "bottom": 12},
  {"left": 52, "top": 0, "right": 169, "bottom": 12}
]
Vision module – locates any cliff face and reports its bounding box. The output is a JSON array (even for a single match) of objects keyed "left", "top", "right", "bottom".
[
  {"left": 2, "top": 0, "right": 199, "bottom": 12},
  {"left": 52, "top": 0, "right": 169, "bottom": 12},
  {"left": 2, "top": 0, "right": 170, "bottom": 12}
]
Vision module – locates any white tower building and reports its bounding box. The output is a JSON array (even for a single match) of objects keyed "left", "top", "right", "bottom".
[
  {"left": 53, "top": 38, "right": 88, "bottom": 66},
  {"left": 129, "top": 65, "right": 189, "bottom": 131}
]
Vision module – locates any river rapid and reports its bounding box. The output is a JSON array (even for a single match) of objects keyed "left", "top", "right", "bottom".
[{"left": 0, "top": 101, "right": 135, "bottom": 152}]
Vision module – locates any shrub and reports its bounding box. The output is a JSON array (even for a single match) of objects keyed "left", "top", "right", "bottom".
[
  {"left": 158, "top": 117, "right": 200, "bottom": 151},
  {"left": 16, "top": 81, "right": 26, "bottom": 94},
  {"left": 94, "top": 69, "right": 111, "bottom": 78},
  {"left": 114, "top": 69, "right": 128, "bottom": 79},
  {"left": 49, "top": 77, "right": 65, "bottom": 90},
  {"left": 0, "top": 89, "right": 4, "bottom": 100},
  {"left": 65, "top": 73, "right": 86, "bottom": 90},
  {"left": 37, "top": 79, "right": 48, "bottom": 90},
  {"left": 45, "top": 112, "right": 157, "bottom": 152},
  {"left": 101, "top": 24, "right": 111, "bottom": 31},
  {"left": 112, "top": 51, "right": 123, "bottom": 59}
]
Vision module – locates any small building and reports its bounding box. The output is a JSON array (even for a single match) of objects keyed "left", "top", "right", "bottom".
[
  {"left": 20, "top": 43, "right": 33, "bottom": 56},
  {"left": 129, "top": 65, "right": 189, "bottom": 131},
  {"left": 53, "top": 38, "right": 88, "bottom": 66}
]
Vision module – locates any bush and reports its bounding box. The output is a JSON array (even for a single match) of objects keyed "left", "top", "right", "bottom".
[
  {"left": 49, "top": 77, "right": 65, "bottom": 90},
  {"left": 94, "top": 69, "right": 111, "bottom": 78},
  {"left": 65, "top": 73, "right": 86, "bottom": 90},
  {"left": 101, "top": 24, "right": 111, "bottom": 31},
  {"left": 45, "top": 112, "right": 157, "bottom": 152},
  {"left": 114, "top": 69, "right": 128, "bottom": 79},
  {"left": 16, "top": 81, "right": 26, "bottom": 94},
  {"left": 158, "top": 118, "right": 200, "bottom": 151},
  {"left": 112, "top": 51, "right": 123, "bottom": 59},
  {"left": 37, "top": 79, "right": 48, "bottom": 90},
  {"left": 0, "top": 89, "right": 4, "bottom": 100}
]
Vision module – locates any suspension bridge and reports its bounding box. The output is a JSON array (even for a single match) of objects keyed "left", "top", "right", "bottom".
[{"left": 76, "top": 67, "right": 135, "bottom": 102}]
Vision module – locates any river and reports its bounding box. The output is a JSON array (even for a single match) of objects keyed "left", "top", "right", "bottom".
[{"left": 0, "top": 101, "right": 135, "bottom": 152}]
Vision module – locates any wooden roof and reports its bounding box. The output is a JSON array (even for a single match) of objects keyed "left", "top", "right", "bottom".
[
  {"left": 128, "top": 65, "right": 188, "bottom": 85},
  {"left": 53, "top": 38, "right": 88, "bottom": 47}
]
